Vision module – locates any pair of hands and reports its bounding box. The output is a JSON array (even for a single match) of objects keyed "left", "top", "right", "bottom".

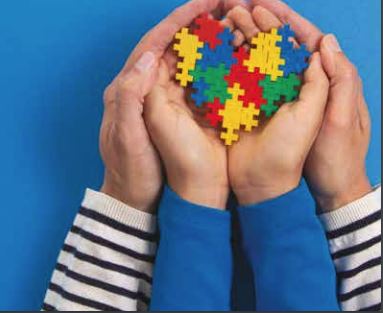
[{"left": 100, "top": 0, "right": 371, "bottom": 214}]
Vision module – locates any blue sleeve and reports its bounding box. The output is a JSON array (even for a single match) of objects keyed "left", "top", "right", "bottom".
[
  {"left": 238, "top": 183, "right": 340, "bottom": 311},
  {"left": 149, "top": 186, "right": 232, "bottom": 311}
]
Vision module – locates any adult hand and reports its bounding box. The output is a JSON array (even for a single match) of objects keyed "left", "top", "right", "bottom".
[
  {"left": 247, "top": 0, "right": 372, "bottom": 212},
  {"left": 100, "top": 0, "right": 230, "bottom": 213},
  {"left": 224, "top": 5, "right": 330, "bottom": 205},
  {"left": 304, "top": 35, "right": 372, "bottom": 212}
]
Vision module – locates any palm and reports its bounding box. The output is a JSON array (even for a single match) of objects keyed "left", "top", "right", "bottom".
[
  {"left": 229, "top": 104, "right": 315, "bottom": 192},
  {"left": 145, "top": 49, "right": 228, "bottom": 191}
]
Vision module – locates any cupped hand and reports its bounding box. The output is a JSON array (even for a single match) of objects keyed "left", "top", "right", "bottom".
[
  {"left": 143, "top": 36, "right": 229, "bottom": 209},
  {"left": 142, "top": 0, "right": 249, "bottom": 210},
  {"left": 247, "top": 0, "right": 372, "bottom": 212},
  {"left": 304, "top": 35, "right": 372, "bottom": 212},
  {"left": 100, "top": 0, "right": 231, "bottom": 212},
  {"left": 224, "top": 5, "right": 330, "bottom": 205}
]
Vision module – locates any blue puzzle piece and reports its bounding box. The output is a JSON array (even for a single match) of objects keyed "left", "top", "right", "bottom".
[
  {"left": 215, "top": 29, "right": 237, "bottom": 70},
  {"left": 191, "top": 78, "right": 209, "bottom": 107},
  {"left": 277, "top": 24, "right": 311, "bottom": 76},
  {"left": 197, "top": 45, "right": 221, "bottom": 71},
  {"left": 197, "top": 28, "right": 237, "bottom": 71}
]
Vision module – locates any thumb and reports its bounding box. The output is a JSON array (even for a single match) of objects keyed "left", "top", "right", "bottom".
[
  {"left": 112, "top": 51, "right": 158, "bottom": 143},
  {"left": 292, "top": 52, "right": 329, "bottom": 129},
  {"left": 320, "top": 34, "right": 360, "bottom": 123},
  {"left": 114, "top": 51, "right": 158, "bottom": 126},
  {"left": 116, "top": 51, "right": 158, "bottom": 116}
]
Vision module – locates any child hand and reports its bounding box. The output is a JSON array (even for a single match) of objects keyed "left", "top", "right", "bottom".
[
  {"left": 144, "top": 53, "right": 229, "bottom": 210},
  {"left": 224, "top": 6, "right": 329, "bottom": 205},
  {"left": 142, "top": 1, "right": 252, "bottom": 210}
]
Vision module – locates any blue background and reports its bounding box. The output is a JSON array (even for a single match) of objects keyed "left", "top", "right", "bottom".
[{"left": 0, "top": 0, "right": 380, "bottom": 310}]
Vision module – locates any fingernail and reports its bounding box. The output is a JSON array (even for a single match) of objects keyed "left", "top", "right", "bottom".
[
  {"left": 135, "top": 51, "right": 156, "bottom": 72},
  {"left": 325, "top": 34, "right": 342, "bottom": 52}
]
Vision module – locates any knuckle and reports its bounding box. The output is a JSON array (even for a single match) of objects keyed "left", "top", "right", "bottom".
[
  {"left": 342, "top": 62, "right": 358, "bottom": 80},
  {"left": 117, "top": 75, "right": 141, "bottom": 100},
  {"left": 103, "top": 83, "right": 115, "bottom": 105},
  {"left": 318, "top": 72, "right": 330, "bottom": 88},
  {"left": 327, "top": 112, "right": 351, "bottom": 129}
]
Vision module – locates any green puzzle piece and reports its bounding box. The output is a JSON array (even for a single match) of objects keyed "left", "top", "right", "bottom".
[
  {"left": 190, "top": 64, "right": 231, "bottom": 104},
  {"left": 259, "top": 73, "right": 302, "bottom": 117}
]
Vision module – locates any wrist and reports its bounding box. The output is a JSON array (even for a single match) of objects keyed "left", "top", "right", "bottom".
[
  {"left": 314, "top": 175, "right": 372, "bottom": 213},
  {"left": 234, "top": 178, "right": 300, "bottom": 206},
  {"left": 101, "top": 176, "right": 158, "bottom": 214},
  {"left": 170, "top": 182, "right": 229, "bottom": 210}
]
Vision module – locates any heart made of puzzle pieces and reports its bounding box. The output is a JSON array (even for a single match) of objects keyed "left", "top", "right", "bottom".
[{"left": 173, "top": 13, "right": 311, "bottom": 145}]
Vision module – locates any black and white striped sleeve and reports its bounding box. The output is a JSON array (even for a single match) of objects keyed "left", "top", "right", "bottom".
[
  {"left": 42, "top": 189, "right": 157, "bottom": 311},
  {"left": 320, "top": 186, "right": 381, "bottom": 311}
]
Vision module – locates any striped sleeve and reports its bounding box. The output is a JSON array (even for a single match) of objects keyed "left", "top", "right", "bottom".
[
  {"left": 320, "top": 186, "right": 381, "bottom": 311},
  {"left": 42, "top": 189, "right": 157, "bottom": 311}
]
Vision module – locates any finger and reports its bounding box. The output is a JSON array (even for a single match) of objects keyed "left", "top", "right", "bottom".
[
  {"left": 252, "top": 6, "right": 282, "bottom": 31},
  {"left": 223, "top": 0, "right": 250, "bottom": 12},
  {"left": 293, "top": 52, "right": 329, "bottom": 126},
  {"left": 101, "top": 82, "right": 117, "bottom": 125},
  {"left": 115, "top": 52, "right": 159, "bottom": 131},
  {"left": 320, "top": 34, "right": 360, "bottom": 125},
  {"left": 252, "top": 6, "right": 301, "bottom": 48},
  {"left": 144, "top": 61, "right": 177, "bottom": 144},
  {"left": 220, "top": 17, "right": 235, "bottom": 31},
  {"left": 226, "top": 6, "right": 260, "bottom": 42},
  {"left": 122, "top": 0, "right": 221, "bottom": 73},
  {"left": 250, "top": 0, "right": 323, "bottom": 51},
  {"left": 233, "top": 29, "right": 246, "bottom": 47},
  {"left": 357, "top": 79, "right": 371, "bottom": 132}
]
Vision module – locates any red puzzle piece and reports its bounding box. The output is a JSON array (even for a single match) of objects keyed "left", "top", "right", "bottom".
[
  {"left": 206, "top": 98, "right": 224, "bottom": 127},
  {"left": 225, "top": 47, "right": 267, "bottom": 108},
  {"left": 193, "top": 13, "right": 224, "bottom": 49}
]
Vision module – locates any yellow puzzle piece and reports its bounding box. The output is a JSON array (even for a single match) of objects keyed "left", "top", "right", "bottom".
[
  {"left": 219, "top": 83, "right": 260, "bottom": 145},
  {"left": 244, "top": 28, "right": 285, "bottom": 81},
  {"left": 174, "top": 28, "right": 204, "bottom": 87}
]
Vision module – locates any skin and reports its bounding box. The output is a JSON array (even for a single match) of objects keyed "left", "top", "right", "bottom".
[
  {"left": 226, "top": 0, "right": 372, "bottom": 211},
  {"left": 100, "top": 0, "right": 372, "bottom": 214},
  {"left": 99, "top": 0, "right": 244, "bottom": 213},
  {"left": 219, "top": 5, "right": 329, "bottom": 205}
]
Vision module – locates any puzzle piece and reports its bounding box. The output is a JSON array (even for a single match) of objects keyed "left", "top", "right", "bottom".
[
  {"left": 173, "top": 19, "right": 312, "bottom": 145},
  {"left": 278, "top": 25, "right": 311, "bottom": 76},
  {"left": 241, "top": 102, "right": 260, "bottom": 131},
  {"left": 225, "top": 47, "right": 267, "bottom": 108},
  {"left": 195, "top": 28, "right": 237, "bottom": 71},
  {"left": 219, "top": 83, "right": 260, "bottom": 145},
  {"left": 193, "top": 13, "right": 224, "bottom": 49},
  {"left": 190, "top": 64, "right": 231, "bottom": 104},
  {"left": 206, "top": 98, "right": 224, "bottom": 127},
  {"left": 191, "top": 78, "right": 209, "bottom": 107},
  {"left": 259, "top": 73, "right": 301, "bottom": 116},
  {"left": 174, "top": 27, "right": 204, "bottom": 87},
  {"left": 244, "top": 28, "right": 285, "bottom": 81}
]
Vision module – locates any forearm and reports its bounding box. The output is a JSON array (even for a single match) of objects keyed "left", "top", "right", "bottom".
[
  {"left": 238, "top": 183, "right": 339, "bottom": 311},
  {"left": 320, "top": 186, "right": 381, "bottom": 311},
  {"left": 149, "top": 186, "right": 232, "bottom": 311},
  {"left": 43, "top": 189, "right": 157, "bottom": 311}
]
